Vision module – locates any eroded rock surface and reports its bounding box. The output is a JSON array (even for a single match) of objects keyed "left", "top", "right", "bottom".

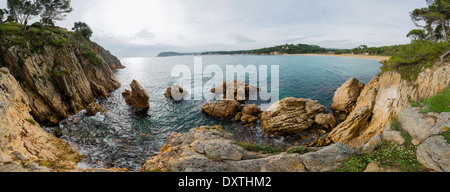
[
  {"left": 122, "top": 80, "right": 150, "bottom": 109},
  {"left": 142, "top": 126, "right": 355, "bottom": 172},
  {"left": 260, "top": 97, "right": 327, "bottom": 136}
]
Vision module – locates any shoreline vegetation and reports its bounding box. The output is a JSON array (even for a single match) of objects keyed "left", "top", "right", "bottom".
[
  {"left": 157, "top": 43, "right": 399, "bottom": 61},
  {"left": 283, "top": 53, "right": 391, "bottom": 61}
]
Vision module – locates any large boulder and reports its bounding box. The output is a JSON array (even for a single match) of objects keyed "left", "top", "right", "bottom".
[
  {"left": 164, "top": 84, "right": 189, "bottom": 100},
  {"left": 397, "top": 107, "right": 449, "bottom": 145},
  {"left": 416, "top": 136, "right": 450, "bottom": 172},
  {"left": 315, "top": 113, "right": 336, "bottom": 129},
  {"left": 86, "top": 102, "right": 106, "bottom": 116},
  {"left": 122, "top": 80, "right": 150, "bottom": 109},
  {"left": 260, "top": 97, "right": 326, "bottom": 136},
  {"left": 202, "top": 100, "right": 242, "bottom": 119},
  {"left": 331, "top": 78, "right": 365, "bottom": 116},
  {"left": 211, "top": 80, "right": 260, "bottom": 101},
  {"left": 235, "top": 104, "right": 259, "bottom": 127}
]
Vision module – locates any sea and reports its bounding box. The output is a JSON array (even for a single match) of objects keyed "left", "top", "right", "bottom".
[{"left": 50, "top": 55, "right": 381, "bottom": 170}]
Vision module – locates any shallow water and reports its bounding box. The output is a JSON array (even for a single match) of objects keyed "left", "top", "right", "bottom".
[{"left": 49, "top": 55, "right": 381, "bottom": 170}]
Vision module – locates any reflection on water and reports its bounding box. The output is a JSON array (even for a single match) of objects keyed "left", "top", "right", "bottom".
[{"left": 49, "top": 55, "right": 381, "bottom": 170}]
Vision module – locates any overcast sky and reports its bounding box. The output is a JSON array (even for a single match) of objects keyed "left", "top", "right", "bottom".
[{"left": 1, "top": 0, "right": 428, "bottom": 57}]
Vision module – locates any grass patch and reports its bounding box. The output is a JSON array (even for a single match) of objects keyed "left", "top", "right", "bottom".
[
  {"left": 286, "top": 146, "right": 309, "bottom": 154},
  {"left": 24, "top": 118, "right": 37, "bottom": 125},
  {"left": 411, "top": 87, "right": 450, "bottom": 114},
  {"left": 390, "top": 117, "right": 402, "bottom": 131},
  {"left": 234, "top": 142, "right": 283, "bottom": 154},
  {"left": 333, "top": 141, "right": 423, "bottom": 172}
]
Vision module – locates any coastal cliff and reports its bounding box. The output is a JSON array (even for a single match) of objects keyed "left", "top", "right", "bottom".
[
  {"left": 0, "top": 68, "right": 80, "bottom": 171},
  {"left": 313, "top": 62, "right": 449, "bottom": 148},
  {"left": 0, "top": 25, "right": 124, "bottom": 125},
  {"left": 0, "top": 24, "right": 124, "bottom": 171}
]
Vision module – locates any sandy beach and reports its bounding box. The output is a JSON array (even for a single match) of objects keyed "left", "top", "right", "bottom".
[{"left": 287, "top": 53, "right": 391, "bottom": 61}]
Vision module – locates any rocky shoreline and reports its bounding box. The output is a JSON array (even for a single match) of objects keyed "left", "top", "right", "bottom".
[
  {"left": 144, "top": 62, "right": 449, "bottom": 172},
  {"left": 0, "top": 38, "right": 449, "bottom": 172}
]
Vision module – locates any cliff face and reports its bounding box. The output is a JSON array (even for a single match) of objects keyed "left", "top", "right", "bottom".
[
  {"left": 0, "top": 69, "right": 79, "bottom": 170},
  {"left": 0, "top": 40, "right": 124, "bottom": 125},
  {"left": 313, "top": 63, "right": 449, "bottom": 148}
]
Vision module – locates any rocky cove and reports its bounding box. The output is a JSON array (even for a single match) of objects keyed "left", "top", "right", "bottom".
[{"left": 0, "top": 29, "right": 449, "bottom": 172}]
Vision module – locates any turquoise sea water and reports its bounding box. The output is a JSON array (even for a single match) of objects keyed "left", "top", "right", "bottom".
[{"left": 55, "top": 55, "right": 381, "bottom": 170}]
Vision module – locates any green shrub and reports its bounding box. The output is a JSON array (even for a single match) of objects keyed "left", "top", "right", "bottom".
[
  {"left": 53, "top": 68, "right": 69, "bottom": 77},
  {"left": 412, "top": 87, "right": 450, "bottom": 114},
  {"left": 50, "top": 37, "right": 67, "bottom": 47},
  {"left": 380, "top": 40, "right": 450, "bottom": 80},
  {"left": 30, "top": 22, "right": 43, "bottom": 29},
  {"left": 390, "top": 117, "right": 402, "bottom": 131},
  {"left": 25, "top": 118, "right": 37, "bottom": 125},
  {"left": 81, "top": 46, "right": 101, "bottom": 66}
]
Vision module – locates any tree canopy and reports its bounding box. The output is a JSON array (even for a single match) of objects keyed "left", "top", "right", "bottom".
[
  {"left": 72, "top": 21, "right": 93, "bottom": 40},
  {"left": 7, "top": 0, "right": 43, "bottom": 33},
  {"left": 0, "top": 9, "right": 6, "bottom": 23},
  {"left": 410, "top": 0, "right": 450, "bottom": 42},
  {"left": 39, "top": 0, "right": 73, "bottom": 28}
]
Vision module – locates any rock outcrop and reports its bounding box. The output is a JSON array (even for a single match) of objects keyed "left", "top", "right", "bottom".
[
  {"left": 234, "top": 104, "right": 259, "bottom": 127},
  {"left": 397, "top": 107, "right": 449, "bottom": 145},
  {"left": 86, "top": 102, "right": 106, "bottom": 116},
  {"left": 313, "top": 63, "right": 450, "bottom": 148},
  {"left": 0, "top": 71, "right": 80, "bottom": 171},
  {"left": 331, "top": 78, "right": 365, "bottom": 117},
  {"left": 0, "top": 41, "right": 123, "bottom": 125},
  {"left": 122, "top": 80, "right": 150, "bottom": 109},
  {"left": 142, "top": 126, "right": 355, "bottom": 172},
  {"left": 202, "top": 100, "right": 242, "bottom": 119},
  {"left": 260, "top": 97, "right": 327, "bottom": 136},
  {"left": 314, "top": 113, "right": 336, "bottom": 129},
  {"left": 361, "top": 107, "right": 449, "bottom": 172},
  {"left": 164, "top": 84, "right": 189, "bottom": 100},
  {"left": 417, "top": 136, "right": 450, "bottom": 172},
  {"left": 211, "top": 80, "right": 260, "bottom": 101}
]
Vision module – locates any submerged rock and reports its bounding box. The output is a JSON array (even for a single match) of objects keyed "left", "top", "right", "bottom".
[
  {"left": 122, "top": 80, "right": 150, "bottom": 109},
  {"left": 260, "top": 97, "right": 326, "bottom": 136}
]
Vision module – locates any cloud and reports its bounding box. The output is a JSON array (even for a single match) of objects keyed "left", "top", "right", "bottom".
[
  {"left": 284, "top": 35, "right": 324, "bottom": 43},
  {"left": 230, "top": 35, "right": 256, "bottom": 43},
  {"left": 1, "top": 0, "right": 429, "bottom": 57}
]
